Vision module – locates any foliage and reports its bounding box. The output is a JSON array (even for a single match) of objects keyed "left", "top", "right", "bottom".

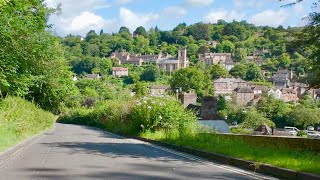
[
  {"left": 289, "top": 105, "right": 320, "bottom": 128},
  {"left": 0, "top": 97, "right": 55, "bottom": 151},
  {"left": 0, "top": 0, "right": 77, "bottom": 113},
  {"left": 169, "top": 67, "right": 214, "bottom": 98},
  {"left": 130, "top": 96, "right": 197, "bottom": 134},
  {"left": 140, "top": 65, "right": 160, "bottom": 82},
  {"left": 240, "top": 107, "right": 275, "bottom": 129},
  {"left": 209, "top": 64, "right": 229, "bottom": 79}
]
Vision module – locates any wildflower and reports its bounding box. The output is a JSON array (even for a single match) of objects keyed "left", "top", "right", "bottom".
[
  {"left": 159, "top": 115, "right": 162, "bottom": 120},
  {"left": 147, "top": 106, "right": 152, "bottom": 109}
]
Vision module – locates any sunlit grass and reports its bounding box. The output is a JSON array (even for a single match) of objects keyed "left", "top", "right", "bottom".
[
  {"left": 141, "top": 131, "right": 320, "bottom": 175},
  {"left": 0, "top": 97, "right": 55, "bottom": 152}
]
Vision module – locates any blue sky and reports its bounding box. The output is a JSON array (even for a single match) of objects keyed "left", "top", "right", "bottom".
[{"left": 45, "top": 0, "right": 314, "bottom": 37}]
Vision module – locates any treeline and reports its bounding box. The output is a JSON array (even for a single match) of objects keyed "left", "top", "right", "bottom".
[{"left": 62, "top": 20, "right": 308, "bottom": 79}]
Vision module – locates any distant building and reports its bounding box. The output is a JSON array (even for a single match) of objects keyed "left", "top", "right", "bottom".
[
  {"left": 280, "top": 88, "right": 299, "bottom": 102},
  {"left": 251, "top": 86, "right": 268, "bottom": 95},
  {"left": 272, "top": 69, "right": 295, "bottom": 87},
  {"left": 86, "top": 74, "right": 101, "bottom": 79},
  {"left": 112, "top": 67, "right": 129, "bottom": 77},
  {"left": 150, "top": 85, "right": 170, "bottom": 96},
  {"left": 224, "top": 60, "right": 236, "bottom": 71},
  {"left": 268, "top": 89, "right": 282, "bottom": 99},
  {"left": 214, "top": 78, "right": 248, "bottom": 96},
  {"left": 199, "top": 52, "right": 232, "bottom": 66},
  {"left": 110, "top": 49, "right": 188, "bottom": 72},
  {"left": 234, "top": 87, "right": 255, "bottom": 106},
  {"left": 200, "top": 96, "right": 219, "bottom": 120},
  {"left": 178, "top": 91, "right": 197, "bottom": 108}
]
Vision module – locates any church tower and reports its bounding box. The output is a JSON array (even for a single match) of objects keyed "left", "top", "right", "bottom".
[{"left": 178, "top": 48, "right": 188, "bottom": 69}]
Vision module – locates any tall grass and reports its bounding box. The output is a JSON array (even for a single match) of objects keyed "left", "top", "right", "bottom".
[
  {"left": 141, "top": 131, "right": 320, "bottom": 175},
  {"left": 0, "top": 97, "right": 55, "bottom": 152}
]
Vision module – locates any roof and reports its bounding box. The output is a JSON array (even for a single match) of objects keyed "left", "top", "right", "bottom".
[
  {"left": 86, "top": 74, "right": 100, "bottom": 79},
  {"left": 157, "top": 58, "right": 179, "bottom": 64},
  {"left": 281, "top": 88, "right": 297, "bottom": 94},
  {"left": 251, "top": 86, "right": 267, "bottom": 91},
  {"left": 235, "top": 87, "right": 254, "bottom": 93},
  {"left": 112, "top": 67, "right": 128, "bottom": 71},
  {"left": 151, "top": 85, "right": 170, "bottom": 90},
  {"left": 215, "top": 78, "right": 247, "bottom": 83}
]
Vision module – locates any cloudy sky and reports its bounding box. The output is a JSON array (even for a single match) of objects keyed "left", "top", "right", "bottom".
[{"left": 45, "top": 0, "right": 313, "bottom": 37}]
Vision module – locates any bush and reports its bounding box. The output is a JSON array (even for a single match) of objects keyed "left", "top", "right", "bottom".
[
  {"left": 0, "top": 97, "right": 55, "bottom": 151},
  {"left": 130, "top": 96, "right": 197, "bottom": 135}
]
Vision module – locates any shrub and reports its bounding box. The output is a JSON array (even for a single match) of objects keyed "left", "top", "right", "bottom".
[{"left": 130, "top": 96, "right": 197, "bottom": 135}]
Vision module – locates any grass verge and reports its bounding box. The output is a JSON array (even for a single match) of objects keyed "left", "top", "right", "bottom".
[
  {"left": 141, "top": 131, "right": 320, "bottom": 175},
  {"left": 0, "top": 97, "right": 55, "bottom": 152}
]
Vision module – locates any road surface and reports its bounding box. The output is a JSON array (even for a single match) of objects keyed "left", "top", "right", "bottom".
[{"left": 0, "top": 124, "right": 277, "bottom": 180}]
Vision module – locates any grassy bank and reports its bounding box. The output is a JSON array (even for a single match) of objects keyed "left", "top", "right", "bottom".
[
  {"left": 141, "top": 131, "right": 320, "bottom": 175},
  {"left": 0, "top": 97, "right": 55, "bottom": 152},
  {"left": 58, "top": 96, "right": 320, "bottom": 175}
]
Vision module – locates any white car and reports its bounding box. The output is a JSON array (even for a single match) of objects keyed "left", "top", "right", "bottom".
[
  {"left": 307, "top": 131, "right": 320, "bottom": 138},
  {"left": 284, "top": 126, "right": 300, "bottom": 136}
]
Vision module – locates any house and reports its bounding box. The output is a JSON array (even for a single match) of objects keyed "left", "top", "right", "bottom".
[
  {"left": 200, "top": 96, "right": 219, "bottom": 120},
  {"left": 247, "top": 56, "right": 265, "bottom": 66},
  {"left": 112, "top": 67, "right": 129, "bottom": 77},
  {"left": 110, "top": 49, "right": 188, "bottom": 72},
  {"left": 280, "top": 88, "right": 299, "bottom": 102},
  {"left": 178, "top": 91, "right": 197, "bottom": 108},
  {"left": 150, "top": 85, "right": 170, "bottom": 96},
  {"left": 251, "top": 86, "right": 267, "bottom": 95},
  {"left": 268, "top": 89, "right": 282, "bottom": 99},
  {"left": 224, "top": 60, "right": 236, "bottom": 71},
  {"left": 199, "top": 53, "right": 232, "bottom": 66},
  {"left": 234, "top": 87, "right": 255, "bottom": 106},
  {"left": 272, "top": 69, "right": 295, "bottom": 87},
  {"left": 214, "top": 78, "right": 248, "bottom": 96},
  {"left": 86, "top": 74, "right": 101, "bottom": 79}
]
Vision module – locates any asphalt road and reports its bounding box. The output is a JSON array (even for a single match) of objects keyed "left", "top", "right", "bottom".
[{"left": 0, "top": 124, "right": 277, "bottom": 180}]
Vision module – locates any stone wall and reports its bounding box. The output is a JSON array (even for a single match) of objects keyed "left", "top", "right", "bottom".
[
  {"left": 200, "top": 96, "right": 219, "bottom": 120},
  {"left": 179, "top": 92, "right": 197, "bottom": 108},
  {"left": 215, "top": 134, "right": 320, "bottom": 151}
]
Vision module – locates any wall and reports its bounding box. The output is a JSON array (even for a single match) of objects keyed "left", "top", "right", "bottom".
[{"left": 214, "top": 134, "right": 320, "bottom": 151}]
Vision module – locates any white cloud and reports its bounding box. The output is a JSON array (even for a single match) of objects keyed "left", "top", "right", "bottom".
[
  {"left": 233, "top": 0, "right": 268, "bottom": 10},
  {"left": 249, "top": 9, "right": 289, "bottom": 27},
  {"left": 185, "top": 0, "right": 214, "bottom": 7},
  {"left": 203, "top": 9, "right": 245, "bottom": 23},
  {"left": 163, "top": 6, "right": 187, "bottom": 18},
  {"left": 46, "top": 0, "right": 110, "bottom": 36},
  {"left": 119, "top": 7, "right": 159, "bottom": 32}
]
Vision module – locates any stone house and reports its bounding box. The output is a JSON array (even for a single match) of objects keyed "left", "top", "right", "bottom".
[
  {"left": 251, "top": 86, "right": 267, "bottom": 95},
  {"left": 200, "top": 96, "right": 219, "bottom": 120},
  {"left": 86, "top": 74, "right": 101, "bottom": 79},
  {"left": 150, "top": 85, "right": 170, "bottom": 96},
  {"left": 112, "top": 67, "right": 129, "bottom": 77},
  {"left": 224, "top": 60, "right": 236, "bottom": 71},
  {"left": 234, "top": 87, "right": 255, "bottom": 106},
  {"left": 268, "top": 89, "right": 282, "bottom": 99},
  {"left": 280, "top": 88, "right": 299, "bottom": 102},
  {"left": 178, "top": 91, "right": 197, "bottom": 108},
  {"left": 199, "top": 52, "right": 232, "bottom": 66},
  {"left": 110, "top": 49, "right": 188, "bottom": 72},
  {"left": 272, "top": 69, "right": 295, "bottom": 87},
  {"left": 214, "top": 78, "right": 248, "bottom": 96}
]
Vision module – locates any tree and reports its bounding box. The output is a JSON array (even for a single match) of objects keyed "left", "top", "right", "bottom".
[
  {"left": 0, "top": 0, "right": 77, "bottom": 113},
  {"left": 187, "top": 23, "right": 211, "bottom": 41},
  {"left": 169, "top": 67, "right": 213, "bottom": 98},
  {"left": 240, "top": 107, "right": 275, "bottom": 129},
  {"left": 119, "top": 26, "right": 130, "bottom": 34},
  {"left": 278, "top": 53, "right": 291, "bottom": 69},
  {"left": 198, "top": 45, "right": 210, "bottom": 54},
  {"left": 134, "top": 26, "right": 147, "bottom": 37},
  {"left": 290, "top": 106, "right": 320, "bottom": 128},
  {"left": 140, "top": 65, "right": 160, "bottom": 82},
  {"left": 209, "top": 64, "right": 229, "bottom": 79},
  {"left": 246, "top": 63, "right": 262, "bottom": 81},
  {"left": 229, "top": 63, "right": 248, "bottom": 79},
  {"left": 233, "top": 48, "right": 247, "bottom": 62}
]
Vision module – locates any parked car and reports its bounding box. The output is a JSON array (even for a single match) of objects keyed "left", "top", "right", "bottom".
[
  {"left": 307, "top": 126, "right": 315, "bottom": 131},
  {"left": 284, "top": 126, "right": 300, "bottom": 136},
  {"left": 307, "top": 131, "right": 320, "bottom": 138}
]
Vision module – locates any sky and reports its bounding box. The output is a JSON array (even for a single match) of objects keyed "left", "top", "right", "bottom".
[{"left": 45, "top": 0, "right": 314, "bottom": 37}]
